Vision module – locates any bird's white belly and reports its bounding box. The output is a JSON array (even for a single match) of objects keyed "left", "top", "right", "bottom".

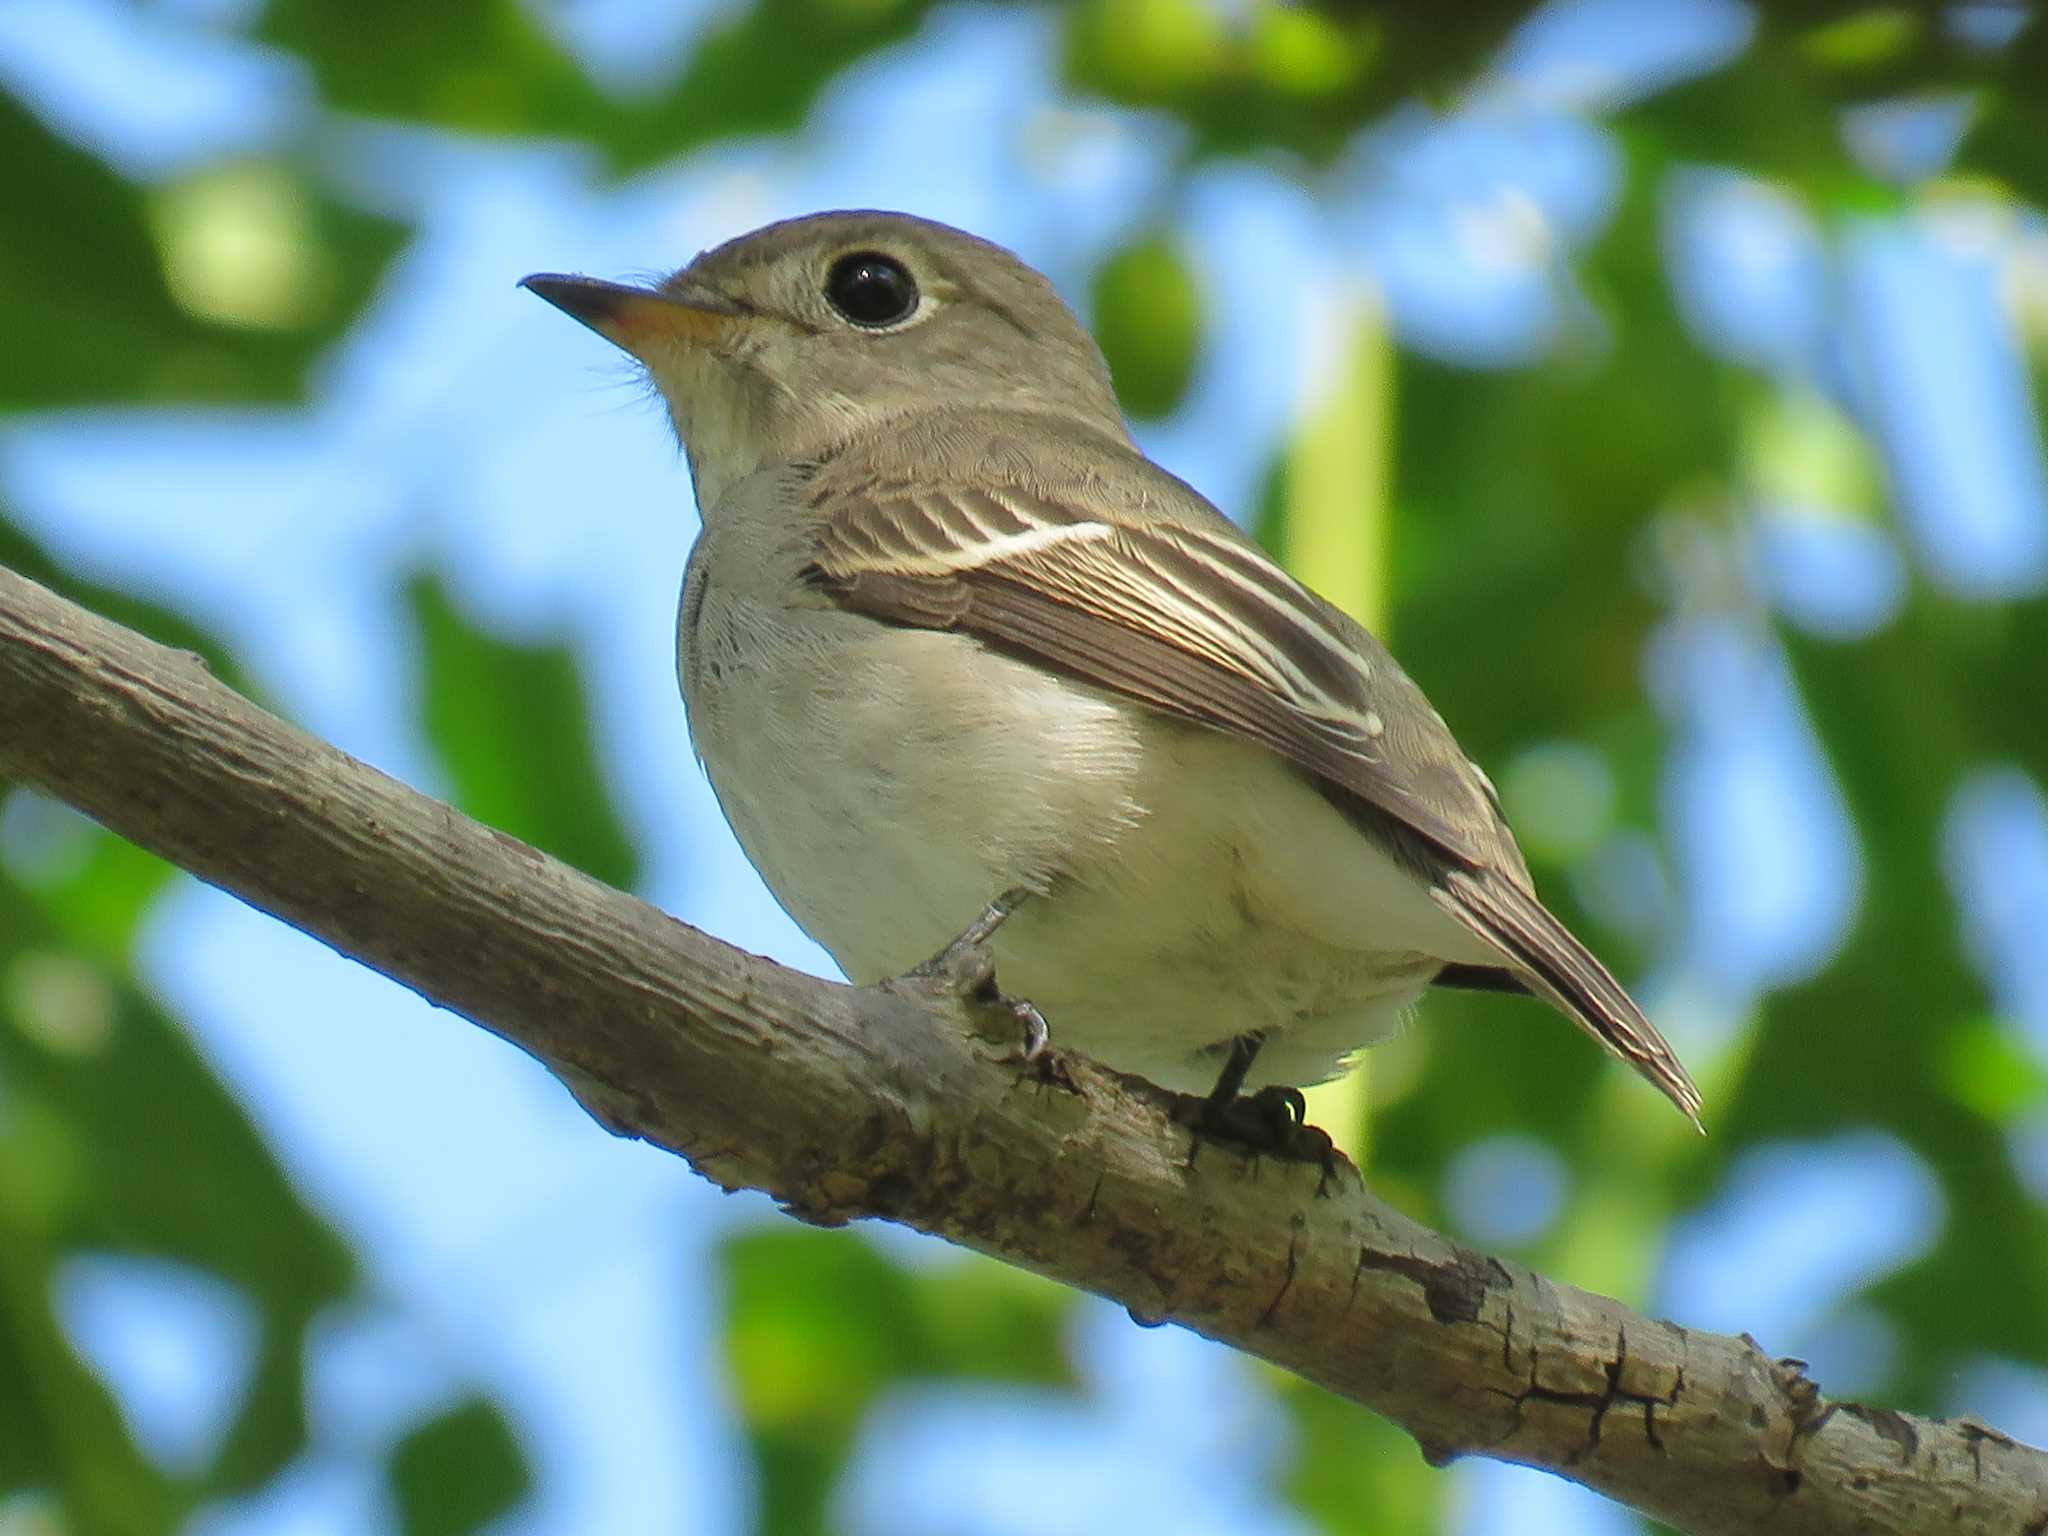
[{"left": 682, "top": 577, "right": 1484, "bottom": 1094}]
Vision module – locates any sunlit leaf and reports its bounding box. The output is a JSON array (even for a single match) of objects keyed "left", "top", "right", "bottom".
[
  {"left": 1062, "top": 0, "right": 1231, "bottom": 105},
  {"left": 1798, "top": 9, "right": 1923, "bottom": 71},
  {"left": 1249, "top": 7, "right": 1376, "bottom": 100}
]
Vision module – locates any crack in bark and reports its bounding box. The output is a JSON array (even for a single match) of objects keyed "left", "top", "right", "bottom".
[
  {"left": 1077, "top": 1171, "right": 1105, "bottom": 1227},
  {"left": 1259, "top": 1220, "right": 1303, "bottom": 1328},
  {"left": 1957, "top": 1417, "right": 2021, "bottom": 1483},
  {"left": 1839, "top": 1403, "right": 1920, "bottom": 1467},
  {"left": 1757, "top": 1344, "right": 1834, "bottom": 1489},
  {"left": 1503, "top": 1328, "right": 1685, "bottom": 1466},
  {"left": 1644, "top": 1366, "right": 1680, "bottom": 1453}
]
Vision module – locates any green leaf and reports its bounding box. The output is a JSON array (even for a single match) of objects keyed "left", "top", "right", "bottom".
[
  {"left": 1797, "top": 8, "right": 1923, "bottom": 71},
  {"left": 1090, "top": 232, "right": 1204, "bottom": 421},
  {"left": 1278, "top": 301, "right": 1392, "bottom": 631},
  {"left": 1058, "top": 0, "right": 1519, "bottom": 163},
  {"left": 404, "top": 572, "right": 640, "bottom": 890},
  {"left": 388, "top": 1398, "right": 531, "bottom": 1536},
  {"left": 724, "top": 1229, "right": 925, "bottom": 1536},
  {"left": 260, "top": 0, "right": 956, "bottom": 177},
  {"left": 725, "top": 1229, "right": 931, "bottom": 1432},
  {"left": 0, "top": 1210, "right": 180, "bottom": 1532},
  {"left": 257, "top": 0, "right": 611, "bottom": 140},
  {"left": 1062, "top": 0, "right": 1232, "bottom": 106},
  {"left": 1956, "top": 22, "right": 2048, "bottom": 202},
  {"left": 0, "top": 96, "right": 406, "bottom": 409},
  {"left": 905, "top": 1252, "right": 1072, "bottom": 1387},
  {"left": 1615, "top": 48, "right": 1866, "bottom": 193},
  {"left": 0, "top": 93, "right": 188, "bottom": 410},
  {"left": 1248, "top": 7, "right": 1376, "bottom": 100}
]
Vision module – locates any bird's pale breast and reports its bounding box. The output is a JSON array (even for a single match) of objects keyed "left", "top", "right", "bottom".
[{"left": 678, "top": 490, "right": 1484, "bottom": 1092}]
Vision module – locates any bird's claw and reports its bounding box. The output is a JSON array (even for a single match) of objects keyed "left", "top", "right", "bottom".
[
  {"left": 1176, "top": 1085, "right": 1340, "bottom": 1187},
  {"left": 908, "top": 890, "right": 1062, "bottom": 1075}
]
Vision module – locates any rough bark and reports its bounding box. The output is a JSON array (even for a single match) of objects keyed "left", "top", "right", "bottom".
[{"left": 1, "top": 563, "right": 2042, "bottom": 1533}]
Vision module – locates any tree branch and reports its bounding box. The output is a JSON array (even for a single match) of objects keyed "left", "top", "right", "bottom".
[{"left": 1, "top": 563, "right": 2040, "bottom": 1534}]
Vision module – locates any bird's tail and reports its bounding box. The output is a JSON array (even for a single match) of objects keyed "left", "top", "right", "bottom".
[{"left": 1433, "top": 869, "right": 1703, "bottom": 1128}]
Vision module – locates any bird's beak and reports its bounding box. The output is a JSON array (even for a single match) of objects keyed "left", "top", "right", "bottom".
[{"left": 520, "top": 273, "right": 742, "bottom": 357}]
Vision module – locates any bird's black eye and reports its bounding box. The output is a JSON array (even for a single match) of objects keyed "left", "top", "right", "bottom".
[{"left": 824, "top": 251, "right": 918, "bottom": 328}]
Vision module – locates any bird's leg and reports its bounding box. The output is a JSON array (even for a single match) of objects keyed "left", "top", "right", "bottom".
[
  {"left": 1204, "top": 1033, "right": 1265, "bottom": 1111},
  {"left": 1199, "top": 1034, "right": 1307, "bottom": 1140},
  {"left": 910, "top": 885, "right": 1029, "bottom": 976},
  {"left": 908, "top": 887, "right": 1050, "bottom": 1062}
]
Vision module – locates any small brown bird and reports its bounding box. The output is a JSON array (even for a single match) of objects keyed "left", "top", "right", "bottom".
[{"left": 524, "top": 210, "right": 1701, "bottom": 1135}]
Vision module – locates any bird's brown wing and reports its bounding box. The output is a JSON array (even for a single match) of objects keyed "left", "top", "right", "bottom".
[
  {"left": 806, "top": 474, "right": 1504, "bottom": 864},
  {"left": 803, "top": 470, "right": 1702, "bottom": 1122}
]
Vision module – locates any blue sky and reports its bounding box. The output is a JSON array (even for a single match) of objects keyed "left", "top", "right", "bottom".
[{"left": 5, "top": 0, "right": 2048, "bottom": 1531}]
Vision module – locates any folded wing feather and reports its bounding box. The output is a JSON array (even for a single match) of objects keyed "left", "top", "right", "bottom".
[{"left": 802, "top": 468, "right": 1702, "bottom": 1123}]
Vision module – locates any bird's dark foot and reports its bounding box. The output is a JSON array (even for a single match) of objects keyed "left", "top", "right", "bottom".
[
  {"left": 1175, "top": 1084, "right": 1334, "bottom": 1169},
  {"left": 1175, "top": 1034, "right": 1341, "bottom": 1186},
  {"left": 1203, "top": 1083, "right": 1307, "bottom": 1147}
]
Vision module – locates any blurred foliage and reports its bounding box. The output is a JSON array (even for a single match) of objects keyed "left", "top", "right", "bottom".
[
  {"left": 406, "top": 572, "right": 640, "bottom": 891},
  {"left": 0, "top": 805, "right": 354, "bottom": 1526},
  {"left": 1281, "top": 1380, "right": 1449, "bottom": 1535},
  {"left": 1779, "top": 591, "right": 2048, "bottom": 1395},
  {"left": 722, "top": 1228, "right": 1072, "bottom": 1534},
  {"left": 4, "top": 1, "right": 2047, "bottom": 1534},
  {"left": 0, "top": 533, "right": 530, "bottom": 1531},
  {"left": 2, "top": 95, "right": 405, "bottom": 410},
  {"left": 387, "top": 1398, "right": 531, "bottom": 1536},
  {"left": 1089, "top": 231, "right": 1205, "bottom": 420},
  {"left": 0, "top": 513, "right": 346, "bottom": 1526}
]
